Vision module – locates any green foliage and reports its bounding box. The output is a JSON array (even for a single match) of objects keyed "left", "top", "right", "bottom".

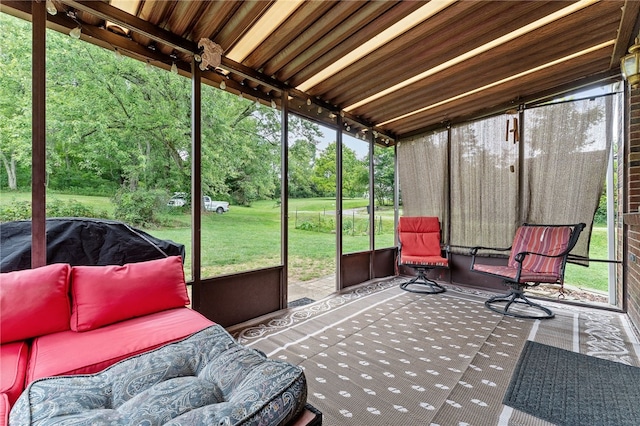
[
  {"left": 288, "top": 139, "right": 318, "bottom": 198},
  {"left": 294, "top": 212, "right": 336, "bottom": 233},
  {"left": 0, "top": 201, "right": 31, "bottom": 222},
  {"left": 0, "top": 198, "right": 109, "bottom": 222},
  {"left": 112, "top": 188, "right": 167, "bottom": 227},
  {"left": 0, "top": 13, "right": 397, "bottom": 229},
  {"left": 46, "top": 198, "right": 109, "bottom": 218},
  {"left": 374, "top": 146, "right": 395, "bottom": 206},
  {"left": 593, "top": 193, "right": 607, "bottom": 225},
  {"left": 312, "top": 142, "right": 369, "bottom": 198}
]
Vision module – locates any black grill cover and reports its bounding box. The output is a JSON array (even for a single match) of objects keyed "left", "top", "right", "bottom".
[{"left": 0, "top": 218, "right": 185, "bottom": 273}]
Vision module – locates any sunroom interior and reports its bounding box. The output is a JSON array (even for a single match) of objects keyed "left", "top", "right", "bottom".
[{"left": 2, "top": 0, "right": 640, "bottom": 336}]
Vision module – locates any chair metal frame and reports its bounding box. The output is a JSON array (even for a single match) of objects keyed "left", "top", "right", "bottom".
[
  {"left": 397, "top": 216, "right": 449, "bottom": 294},
  {"left": 469, "top": 223, "right": 585, "bottom": 319}
]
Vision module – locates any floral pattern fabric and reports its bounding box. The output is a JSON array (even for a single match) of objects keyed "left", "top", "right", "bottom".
[{"left": 10, "top": 325, "right": 307, "bottom": 425}]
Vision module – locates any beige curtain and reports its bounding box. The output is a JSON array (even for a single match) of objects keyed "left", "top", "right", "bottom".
[
  {"left": 397, "top": 131, "right": 448, "bottom": 240},
  {"left": 396, "top": 94, "right": 618, "bottom": 258},
  {"left": 449, "top": 115, "right": 519, "bottom": 252},
  {"left": 522, "top": 95, "right": 616, "bottom": 258}
]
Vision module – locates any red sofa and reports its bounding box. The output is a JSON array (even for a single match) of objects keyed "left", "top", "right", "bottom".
[{"left": 0, "top": 256, "right": 214, "bottom": 425}]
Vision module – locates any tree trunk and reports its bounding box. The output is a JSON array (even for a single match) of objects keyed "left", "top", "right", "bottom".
[{"left": 0, "top": 151, "right": 17, "bottom": 190}]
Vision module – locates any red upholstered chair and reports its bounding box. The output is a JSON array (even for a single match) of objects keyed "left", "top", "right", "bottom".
[
  {"left": 470, "top": 223, "right": 585, "bottom": 319},
  {"left": 397, "top": 216, "right": 449, "bottom": 294}
]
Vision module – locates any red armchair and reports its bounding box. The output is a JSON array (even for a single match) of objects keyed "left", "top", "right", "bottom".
[
  {"left": 397, "top": 216, "right": 449, "bottom": 294},
  {"left": 470, "top": 223, "right": 585, "bottom": 319}
]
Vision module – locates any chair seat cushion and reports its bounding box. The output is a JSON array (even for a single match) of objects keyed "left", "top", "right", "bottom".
[
  {"left": 26, "top": 308, "right": 214, "bottom": 383},
  {"left": 0, "top": 341, "right": 29, "bottom": 406},
  {"left": 472, "top": 264, "right": 559, "bottom": 283},
  {"left": 400, "top": 254, "right": 448, "bottom": 267},
  {"left": 11, "top": 325, "right": 307, "bottom": 426}
]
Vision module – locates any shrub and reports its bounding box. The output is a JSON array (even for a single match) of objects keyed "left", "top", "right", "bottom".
[
  {"left": 112, "top": 188, "right": 167, "bottom": 227},
  {"left": 0, "top": 199, "right": 109, "bottom": 222},
  {"left": 0, "top": 201, "right": 32, "bottom": 222}
]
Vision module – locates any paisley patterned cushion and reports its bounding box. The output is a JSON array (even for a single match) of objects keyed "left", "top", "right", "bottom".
[{"left": 10, "top": 325, "right": 307, "bottom": 426}]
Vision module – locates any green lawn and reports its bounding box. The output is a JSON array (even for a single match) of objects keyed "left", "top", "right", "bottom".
[
  {"left": 564, "top": 226, "right": 610, "bottom": 293},
  {"left": 0, "top": 191, "right": 611, "bottom": 292}
]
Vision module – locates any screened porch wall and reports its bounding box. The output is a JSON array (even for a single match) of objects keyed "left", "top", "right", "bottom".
[{"left": 398, "top": 95, "right": 618, "bottom": 294}]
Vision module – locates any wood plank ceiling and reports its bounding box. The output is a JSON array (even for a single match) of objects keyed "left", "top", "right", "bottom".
[{"left": 3, "top": 0, "right": 639, "bottom": 145}]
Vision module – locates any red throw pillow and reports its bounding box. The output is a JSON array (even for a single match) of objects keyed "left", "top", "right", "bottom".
[
  {"left": 70, "top": 256, "right": 189, "bottom": 332},
  {"left": 1, "top": 263, "right": 71, "bottom": 343}
]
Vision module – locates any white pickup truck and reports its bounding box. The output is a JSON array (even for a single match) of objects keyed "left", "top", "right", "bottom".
[{"left": 167, "top": 193, "right": 229, "bottom": 214}]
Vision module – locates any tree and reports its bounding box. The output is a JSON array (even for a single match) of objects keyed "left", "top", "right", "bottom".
[
  {"left": 312, "top": 142, "right": 337, "bottom": 197},
  {"left": 0, "top": 12, "right": 323, "bottom": 206},
  {"left": 341, "top": 145, "right": 368, "bottom": 198},
  {"left": 0, "top": 14, "right": 32, "bottom": 190},
  {"left": 373, "top": 146, "right": 395, "bottom": 206},
  {"left": 312, "top": 142, "right": 368, "bottom": 198},
  {"left": 288, "top": 139, "right": 317, "bottom": 198}
]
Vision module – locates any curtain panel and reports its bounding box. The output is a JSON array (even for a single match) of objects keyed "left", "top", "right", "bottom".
[
  {"left": 449, "top": 114, "right": 519, "bottom": 252},
  {"left": 397, "top": 131, "right": 449, "bottom": 241},
  {"left": 397, "top": 93, "right": 619, "bottom": 259},
  {"left": 522, "top": 95, "right": 616, "bottom": 259}
]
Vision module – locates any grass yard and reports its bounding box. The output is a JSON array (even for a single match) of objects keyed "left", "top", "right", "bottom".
[
  {"left": 563, "top": 226, "right": 611, "bottom": 293},
  {"left": 0, "top": 191, "right": 612, "bottom": 295},
  {"left": 150, "top": 198, "right": 396, "bottom": 281}
]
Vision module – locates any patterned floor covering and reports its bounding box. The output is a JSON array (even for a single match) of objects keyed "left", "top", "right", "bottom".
[{"left": 230, "top": 278, "right": 640, "bottom": 426}]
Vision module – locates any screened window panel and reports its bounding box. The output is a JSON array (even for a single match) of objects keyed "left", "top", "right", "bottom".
[
  {"left": 397, "top": 131, "right": 448, "bottom": 240},
  {"left": 450, "top": 115, "right": 519, "bottom": 251},
  {"left": 522, "top": 95, "right": 617, "bottom": 258}
]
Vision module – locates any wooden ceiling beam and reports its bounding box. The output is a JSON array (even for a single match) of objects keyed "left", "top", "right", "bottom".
[
  {"left": 395, "top": 67, "right": 619, "bottom": 138},
  {"left": 611, "top": 0, "right": 640, "bottom": 68},
  {"left": 356, "top": 10, "right": 619, "bottom": 124},
  {"left": 62, "top": 0, "right": 197, "bottom": 54}
]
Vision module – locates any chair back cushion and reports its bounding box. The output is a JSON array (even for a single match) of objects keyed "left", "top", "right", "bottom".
[
  {"left": 398, "top": 217, "right": 442, "bottom": 257},
  {"left": 508, "top": 226, "right": 572, "bottom": 275}
]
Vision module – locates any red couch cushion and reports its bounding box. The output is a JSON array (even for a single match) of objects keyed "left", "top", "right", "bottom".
[
  {"left": 0, "top": 263, "right": 71, "bottom": 343},
  {"left": 70, "top": 256, "right": 190, "bottom": 331},
  {"left": 0, "top": 393, "right": 9, "bottom": 426},
  {"left": 26, "top": 308, "right": 213, "bottom": 384},
  {"left": 0, "top": 341, "right": 29, "bottom": 406}
]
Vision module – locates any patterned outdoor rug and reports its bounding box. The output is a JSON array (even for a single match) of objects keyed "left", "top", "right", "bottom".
[
  {"left": 230, "top": 278, "right": 640, "bottom": 426},
  {"left": 288, "top": 297, "right": 315, "bottom": 308},
  {"left": 504, "top": 340, "right": 640, "bottom": 426}
]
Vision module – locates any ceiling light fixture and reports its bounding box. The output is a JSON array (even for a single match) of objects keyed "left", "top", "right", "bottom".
[
  {"left": 621, "top": 33, "right": 640, "bottom": 88},
  {"left": 69, "top": 26, "right": 81, "bottom": 39},
  {"left": 219, "top": 80, "right": 226, "bottom": 90},
  {"left": 171, "top": 61, "right": 178, "bottom": 74},
  {"left": 46, "top": 0, "right": 57, "bottom": 15}
]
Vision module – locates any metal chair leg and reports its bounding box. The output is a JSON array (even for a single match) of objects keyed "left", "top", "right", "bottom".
[
  {"left": 484, "top": 287, "right": 554, "bottom": 319},
  {"left": 400, "top": 268, "right": 446, "bottom": 294}
]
